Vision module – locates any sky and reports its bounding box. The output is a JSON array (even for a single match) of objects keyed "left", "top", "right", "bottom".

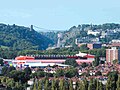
[{"left": 0, "top": 0, "right": 120, "bottom": 31}]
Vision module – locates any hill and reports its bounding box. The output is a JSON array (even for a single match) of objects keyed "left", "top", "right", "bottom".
[
  {"left": 0, "top": 23, "right": 53, "bottom": 50},
  {"left": 41, "top": 23, "right": 120, "bottom": 46}
]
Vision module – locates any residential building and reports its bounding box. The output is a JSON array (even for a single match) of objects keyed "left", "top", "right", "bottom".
[
  {"left": 87, "top": 43, "right": 102, "bottom": 49},
  {"left": 87, "top": 30, "right": 100, "bottom": 36},
  {"left": 106, "top": 47, "right": 120, "bottom": 64}
]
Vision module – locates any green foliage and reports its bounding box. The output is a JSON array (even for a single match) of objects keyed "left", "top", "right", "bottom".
[
  {"left": 79, "top": 44, "right": 89, "bottom": 51},
  {"left": 8, "top": 70, "right": 30, "bottom": 83},
  {"left": 79, "top": 81, "right": 86, "bottom": 90},
  {"left": 113, "top": 59, "right": 118, "bottom": 64},
  {"left": 51, "top": 80, "right": 55, "bottom": 90},
  {"left": 37, "top": 71, "right": 46, "bottom": 78},
  {"left": 106, "top": 76, "right": 112, "bottom": 90},
  {"left": 65, "top": 58, "right": 78, "bottom": 67},
  {"left": 0, "top": 58, "right": 4, "bottom": 66},
  {"left": 0, "top": 76, "right": 25, "bottom": 90},
  {"left": 40, "top": 32, "right": 58, "bottom": 45},
  {"left": 99, "top": 82, "right": 104, "bottom": 90},
  {"left": 81, "top": 62, "right": 89, "bottom": 68},
  {"left": 81, "top": 72, "right": 89, "bottom": 77},
  {"left": 55, "top": 67, "right": 78, "bottom": 78},
  {"left": 38, "top": 80, "right": 42, "bottom": 90},
  {"left": 62, "top": 23, "right": 120, "bottom": 45},
  {"left": 59, "top": 79, "right": 65, "bottom": 90},
  {"left": 83, "top": 78, "right": 88, "bottom": 90},
  {"left": 93, "top": 56, "right": 100, "bottom": 67},
  {"left": 88, "top": 79, "right": 103, "bottom": 90},
  {"left": 69, "top": 80, "right": 73, "bottom": 90},
  {"left": 106, "top": 71, "right": 118, "bottom": 90},
  {"left": 44, "top": 80, "right": 49, "bottom": 90},
  {"left": 1, "top": 66, "right": 16, "bottom": 75},
  {"left": 54, "top": 79, "right": 59, "bottom": 90},
  {"left": 0, "top": 47, "right": 17, "bottom": 59},
  {"left": 65, "top": 67, "right": 78, "bottom": 78},
  {"left": 88, "top": 79, "right": 96, "bottom": 90},
  {"left": 0, "top": 23, "right": 53, "bottom": 50},
  {"left": 116, "top": 76, "right": 120, "bottom": 90},
  {"left": 55, "top": 69, "right": 65, "bottom": 77},
  {"left": 24, "top": 67, "right": 32, "bottom": 75},
  {"left": 33, "top": 82, "right": 37, "bottom": 90}
]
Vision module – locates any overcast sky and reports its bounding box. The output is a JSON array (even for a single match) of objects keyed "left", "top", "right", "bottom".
[{"left": 0, "top": 0, "right": 120, "bottom": 30}]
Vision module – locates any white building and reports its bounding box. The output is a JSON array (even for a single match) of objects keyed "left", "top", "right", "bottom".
[{"left": 88, "top": 30, "right": 100, "bottom": 36}]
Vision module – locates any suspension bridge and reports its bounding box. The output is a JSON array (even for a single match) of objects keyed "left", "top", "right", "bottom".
[{"left": 31, "top": 25, "right": 67, "bottom": 32}]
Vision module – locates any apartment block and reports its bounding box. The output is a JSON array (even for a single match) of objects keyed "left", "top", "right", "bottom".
[{"left": 106, "top": 47, "right": 120, "bottom": 64}]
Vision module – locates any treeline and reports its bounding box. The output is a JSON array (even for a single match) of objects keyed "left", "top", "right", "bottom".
[
  {"left": 0, "top": 23, "right": 53, "bottom": 50},
  {"left": 32, "top": 74, "right": 120, "bottom": 90},
  {"left": 0, "top": 45, "right": 106, "bottom": 59},
  {"left": 0, "top": 66, "right": 32, "bottom": 90},
  {"left": 75, "top": 23, "right": 120, "bottom": 31}
]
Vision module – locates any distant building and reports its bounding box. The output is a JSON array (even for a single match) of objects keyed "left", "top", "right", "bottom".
[
  {"left": 57, "top": 33, "right": 63, "bottom": 47},
  {"left": 87, "top": 43, "right": 102, "bottom": 49},
  {"left": 87, "top": 30, "right": 100, "bottom": 36},
  {"left": 112, "top": 40, "right": 120, "bottom": 43},
  {"left": 100, "top": 31, "right": 106, "bottom": 38},
  {"left": 106, "top": 47, "right": 120, "bottom": 64},
  {"left": 30, "top": 25, "right": 33, "bottom": 31},
  {"left": 4, "top": 52, "right": 95, "bottom": 67},
  {"left": 110, "top": 40, "right": 120, "bottom": 47},
  {"left": 91, "top": 38, "right": 99, "bottom": 42}
]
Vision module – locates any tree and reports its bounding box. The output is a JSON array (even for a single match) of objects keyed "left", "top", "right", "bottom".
[
  {"left": 6, "top": 78, "right": 15, "bottom": 89},
  {"left": 99, "top": 82, "right": 103, "bottom": 90},
  {"left": 59, "top": 79, "right": 65, "bottom": 90},
  {"left": 80, "top": 31, "right": 87, "bottom": 37},
  {"left": 81, "top": 72, "right": 89, "bottom": 77},
  {"left": 106, "top": 71, "right": 118, "bottom": 90},
  {"left": 93, "top": 56, "right": 100, "bottom": 67},
  {"left": 1, "top": 66, "right": 8, "bottom": 75},
  {"left": 8, "top": 70, "right": 29, "bottom": 83},
  {"left": 0, "top": 58, "right": 4, "bottom": 66},
  {"left": 33, "top": 82, "right": 37, "bottom": 90},
  {"left": 69, "top": 80, "right": 73, "bottom": 90},
  {"left": 76, "top": 80, "right": 86, "bottom": 90},
  {"left": 44, "top": 80, "right": 49, "bottom": 90},
  {"left": 65, "top": 58, "right": 78, "bottom": 67},
  {"left": 81, "top": 62, "right": 89, "bottom": 68},
  {"left": 51, "top": 80, "right": 55, "bottom": 90},
  {"left": 37, "top": 71, "right": 46, "bottom": 78},
  {"left": 107, "top": 71, "right": 118, "bottom": 89},
  {"left": 106, "top": 76, "right": 112, "bottom": 90},
  {"left": 83, "top": 78, "right": 88, "bottom": 90},
  {"left": 55, "top": 69, "right": 65, "bottom": 77},
  {"left": 93, "top": 79, "right": 97, "bottom": 90},
  {"left": 12, "top": 82, "right": 24, "bottom": 90},
  {"left": 79, "top": 44, "right": 89, "bottom": 50},
  {"left": 96, "top": 79, "right": 99, "bottom": 90},
  {"left": 76, "top": 80, "right": 80, "bottom": 90},
  {"left": 24, "top": 66, "right": 31, "bottom": 75},
  {"left": 88, "top": 79, "right": 96, "bottom": 90},
  {"left": 113, "top": 59, "right": 118, "bottom": 64},
  {"left": 65, "top": 67, "right": 78, "bottom": 78},
  {"left": 55, "top": 79, "right": 59, "bottom": 90},
  {"left": 116, "top": 76, "right": 120, "bottom": 90},
  {"left": 1, "top": 66, "right": 16, "bottom": 75},
  {"left": 64, "top": 80, "right": 69, "bottom": 90},
  {"left": 38, "top": 80, "right": 42, "bottom": 90}
]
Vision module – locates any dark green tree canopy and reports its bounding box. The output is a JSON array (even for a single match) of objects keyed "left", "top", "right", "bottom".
[{"left": 64, "top": 58, "right": 78, "bottom": 67}]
